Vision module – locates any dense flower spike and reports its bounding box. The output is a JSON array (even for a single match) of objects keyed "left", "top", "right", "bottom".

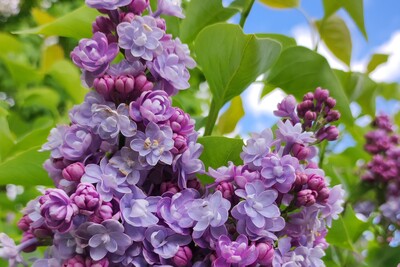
[{"left": 2, "top": 1, "right": 344, "bottom": 266}]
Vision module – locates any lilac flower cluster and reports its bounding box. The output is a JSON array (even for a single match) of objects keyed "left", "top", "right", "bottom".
[
  {"left": 0, "top": 2, "right": 344, "bottom": 266},
  {"left": 359, "top": 114, "right": 400, "bottom": 243}
]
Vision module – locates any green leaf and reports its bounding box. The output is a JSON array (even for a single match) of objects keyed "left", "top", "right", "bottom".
[
  {"left": 49, "top": 60, "right": 88, "bottom": 103},
  {"left": 217, "top": 96, "right": 244, "bottom": 134},
  {"left": 265, "top": 46, "right": 352, "bottom": 124},
  {"left": 180, "top": 0, "right": 239, "bottom": 43},
  {"left": 367, "top": 243, "right": 400, "bottom": 266},
  {"left": 366, "top": 53, "right": 389, "bottom": 74},
  {"left": 229, "top": 0, "right": 254, "bottom": 11},
  {"left": 322, "top": 0, "right": 367, "bottom": 40},
  {"left": 0, "top": 57, "right": 43, "bottom": 86},
  {"left": 14, "top": 5, "right": 99, "bottom": 39},
  {"left": 259, "top": 0, "right": 299, "bottom": 9},
  {"left": 16, "top": 87, "right": 61, "bottom": 117},
  {"left": 256, "top": 33, "right": 297, "bottom": 50},
  {"left": 0, "top": 33, "right": 23, "bottom": 56},
  {"left": 316, "top": 15, "right": 352, "bottom": 66},
  {"left": 195, "top": 23, "right": 281, "bottom": 110},
  {"left": 326, "top": 205, "right": 369, "bottom": 251},
  {"left": 0, "top": 147, "right": 52, "bottom": 186},
  {"left": 0, "top": 117, "right": 15, "bottom": 162}
]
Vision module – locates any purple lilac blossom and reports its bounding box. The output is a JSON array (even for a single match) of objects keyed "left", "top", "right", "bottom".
[
  {"left": 214, "top": 234, "right": 258, "bottom": 267},
  {"left": 120, "top": 186, "right": 161, "bottom": 227},
  {"left": 130, "top": 122, "right": 174, "bottom": 166},
  {"left": 143, "top": 225, "right": 191, "bottom": 262},
  {"left": 70, "top": 183, "right": 101, "bottom": 216},
  {"left": 84, "top": 220, "right": 131, "bottom": 261},
  {"left": 81, "top": 157, "right": 131, "bottom": 202},
  {"left": 321, "top": 185, "right": 345, "bottom": 227},
  {"left": 276, "top": 120, "right": 316, "bottom": 146},
  {"left": 117, "top": 16, "right": 164, "bottom": 61},
  {"left": 274, "top": 95, "right": 300, "bottom": 124},
  {"left": 158, "top": 189, "right": 199, "bottom": 234},
  {"left": 0, "top": 233, "right": 25, "bottom": 267},
  {"left": 168, "top": 107, "right": 195, "bottom": 136},
  {"left": 154, "top": 0, "right": 185, "bottom": 18},
  {"left": 39, "top": 189, "right": 78, "bottom": 233},
  {"left": 85, "top": 0, "right": 132, "bottom": 10},
  {"left": 241, "top": 128, "right": 275, "bottom": 170},
  {"left": 187, "top": 191, "right": 230, "bottom": 240},
  {"left": 261, "top": 154, "right": 299, "bottom": 193},
  {"left": 129, "top": 90, "right": 174, "bottom": 124},
  {"left": 107, "top": 59, "right": 145, "bottom": 77},
  {"left": 40, "top": 125, "right": 68, "bottom": 158}
]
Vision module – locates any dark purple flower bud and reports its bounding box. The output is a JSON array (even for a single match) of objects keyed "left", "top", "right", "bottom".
[
  {"left": 89, "top": 201, "right": 114, "bottom": 223},
  {"left": 71, "top": 183, "right": 101, "bottom": 216},
  {"left": 172, "top": 246, "right": 193, "bottom": 267},
  {"left": 216, "top": 182, "right": 235, "bottom": 202},
  {"left": 63, "top": 255, "right": 85, "bottom": 267},
  {"left": 160, "top": 181, "right": 180, "bottom": 194},
  {"left": 317, "top": 187, "right": 330, "bottom": 202},
  {"left": 326, "top": 97, "right": 336, "bottom": 108},
  {"left": 297, "top": 189, "right": 317, "bottom": 206},
  {"left": 303, "top": 92, "right": 314, "bottom": 101},
  {"left": 135, "top": 74, "right": 154, "bottom": 91},
  {"left": 168, "top": 107, "right": 195, "bottom": 136},
  {"left": 372, "top": 114, "right": 393, "bottom": 131},
  {"left": 94, "top": 75, "right": 115, "bottom": 100},
  {"left": 172, "top": 134, "right": 188, "bottom": 154},
  {"left": 39, "top": 189, "right": 78, "bottom": 233},
  {"left": 85, "top": 257, "right": 110, "bottom": 267},
  {"left": 304, "top": 110, "right": 317, "bottom": 121},
  {"left": 326, "top": 110, "right": 341, "bottom": 122},
  {"left": 297, "top": 100, "right": 314, "bottom": 117},
  {"left": 316, "top": 126, "right": 339, "bottom": 141},
  {"left": 307, "top": 174, "right": 326, "bottom": 191},
  {"left": 156, "top": 18, "right": 167, "bottom": 31},
  {"left": 256, "top": 242, "right": 274, "bottom": 266},
  {"left": 17, "top": 215, "right": 31, "bottom": 232},
  {"left": 115, "top": 75, "right": 135, "bottom": 95},
  {"left": 292, "top": 143, "right": 310, "bottom": 161},
  {"left": 92, "top": 16, "right": 117, "bottom": 43},
  {"left": 127, "top": 0, "right": 149, "bottom": 14},
  {"left": 314, "top": 87, "right": 329, "bottom": 102},
  {"left": 21, "top": 232, "right": 37, "bottom": 253},
  {"left": 187, "top": 178, "right": 203, "bottom": 192},
  {"left": 295, "top": 172, "right": 308, "bottom": 186},
  {"left": 62, "top": 162, "right": 85, "bottom": 182}
]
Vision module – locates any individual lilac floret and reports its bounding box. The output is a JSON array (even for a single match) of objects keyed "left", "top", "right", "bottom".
[
  {"left": 129, "top": 90, "right": 174, "bottom": 124},
  {"left": 85, "top": 220, "right": 131, "bottom": 261},
  {"left": 321, "top": 185, "right": 345, "bottom": 227},
  {"left": 274, "top": 95, "right": 300, "bottom": 124},
  {"left": 109, "top": 147, "right": 147, "bottom": 185},
  {"left": 120, "top": 186, "right": 161, "bottom": 227},
  {"left": 92, "top": 103, "right": 137, "bottom": 142},
  {"left": 158, "top": 189, "right": 199, "bottom": 234},
  {"left": 143, "top": 225, "right": 191, "bottom": 263},
  {"left": 86, "top": 0, "right": 132, "bottom": 10},
  {"left": 261, "top": 154, "right": 299, "bottom": 193},
  {"left": 168, "top": 107, "right": 195, "bottom": 136},
  {"left": 372, "top": 114, "right": 393, "bottom": 132},
  {"left": 380, "top": 196, "right": 400, "bottom": 223},
  {"left": 60, "top": 124, "right": 100, "bottom": 161},
  {"left": 130, "top": 122, "right": 174, "bottom": 166},
  {"left": 81, "top": 157, "right": 131, "bottom": 202},
  {"left": 153, "top": 0, "right": 185, "bottom": 18},
  {"left": 71, "top": 32, "right": 119, "bottom": 86},
  {"left": 214, "top": 234, "right": 258, "bottom": 267},
  {"left": 241, "top": 128, "right": 274, "bottom": 170},
  {"left": 173, "top": 137, "right": 205, "bottom": 188},
  {"left": 0, "top": 233, "right": 26, "bottom": 267},
  {"left": 172, "top": 246, "right": 192, "bottom": 267},
  {"left": 62, "top": 162, "right": 85, "bottom": 182},
  {"left": 232, "top": 180, "right": 283, "bottom": 240},
  {"left": 276, "top": 120, "right": 316, "bottom": 146},
  {"left": 70, "top": 183, "right": 101, "bottom": 216},
  {"left": 187, "top": 191, "right": 230, "bottom": 239},
  {"left": 107, "top": 59, "right": 145, "bottom": 77},
  {"left": 39, "top": 188, "right": 78, "bottom": 233},
  {"left": 40, "top": 125, "right": 68, "bottom": 159},
  {"left": 117, "top": 16, "right": 164, "bottom": 61}
]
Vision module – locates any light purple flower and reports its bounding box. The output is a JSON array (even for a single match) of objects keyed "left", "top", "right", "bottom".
[
  {"left": 117, "top": 16, "right": 164, "bottom": 61},
  {"left": 40, "top": 125, "right": 68, "bottom": 159},
  {"left": 241, "top": 128, "right": 274, "bottom": 170},
  {"left": 86, "top": 0, "right": 132, "bottom": 10},
  {"left": 261, "top": 154, "right": 299, "bottom": 193},
  {"left": 85, "top": 220, "right": 132, "bottom": 261},
  {"left": 130, "top": 122, "right": 174, "bottom": 166},
  {"left": 158, "top": 189, "right": 199, "bottom": 234},
  {"left": 321, "top": 185, "right": 345, "bottom": 227},
  {"left": 129, "top": 90, "right": 174, "bottom": 124},
  {"left": 39, "top": 188, "right": 78, "bottom": 233},
  {"left": 154, "top": 0, "right": 185, "bottom": 18},
  {"left": 274, "top": 95, "right": 300, "bottom": 123},
  {"left": 53, "top": 233, "right": 77, "bottom": 260},
  {"left": 168, "top": 107, "right": 195, "bottom": 136},
  {"left": 71, "top": 32, "right": 119, "bottom": 86},
  {"left": 143, "top": 225, "right": 191, "bottom": 262},
  {"left": 214, "top": 234, "right": 258, "bottom": 267},
  {"left": 71, "top": 183, "right": 101, "bottom": 215},
  {"left": 0, "top": 233, "right": 25, "bottom": 267},
  {"left": 92, "top": 103, "right": 137, "bottom": 142},
  {"left": 276, "top": 120, "right": 316, "bottom": 145},
  {"left": 187, "top": 191, "right": 230, "bottom": 239},
  {"left": 81, "top": 157, "right": 131, "bottom": 202},
  {"left": 107, "top": 59, "right": 145, "bottom": 77},
  {"left": 120, "top": 186, "right": 161, "bottom": 227}
]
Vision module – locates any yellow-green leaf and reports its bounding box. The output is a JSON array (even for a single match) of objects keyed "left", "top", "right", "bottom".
[
  {"left": 316, "top": 15, "right": 352, "bottom": 66},
  {"left": 217, "top": 96, "right": 244, "bottom": 134},
  {"left": 41, "top": 44, "right": 65, "bottom": 73},
  {"left": 259, "top": 0, "right": 299, "bottom": 9},
  {"left": 31, "top": 8, "right": 56, "bottom": 25},
  {"left": 366, "top": 53, "right": 389, "bottom": 74}
]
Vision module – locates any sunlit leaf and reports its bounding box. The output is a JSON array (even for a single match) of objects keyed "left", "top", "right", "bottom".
[
  {"left": 256, "top": 33, "right": 297, "bottom": 50},
  {"left": 0, "top": 33, "right": 23, "bottom": 55},
  {"left": 265, "top": 46, "right": 353, "bottom": 124},
  {"left": 316, "top": 15, "right": 352, "bottom": 66},
  {"left": 41, "top": 44, "right": 65, "bottom": 73},
  {"left": 217, "top": 96, "right": 244, "bottom": 134},
  {"left": 366, "top": 53, "right": 389, "bottom": 74},
  {"left": 0, "top": 57, "right": 43, "bottom": 85},
  {"left": 259, "top": 0, "right": 299, "bottom": 9},
  {"left": 180, "top": 0, "right": 239, "bottom": 43},
  {"left": 31, "top": 8, "right": 56, "bottom": 25}
]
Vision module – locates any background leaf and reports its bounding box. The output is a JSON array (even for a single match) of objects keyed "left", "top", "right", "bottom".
[
  {"left": 366, "top": 53, "right": 389, "bottom": 74},
  {"left": 217, "top": 96, "right": 245, "bottom": 134},
  {"left": 259, "top": 0, "right": 299, "bottom": 9}
]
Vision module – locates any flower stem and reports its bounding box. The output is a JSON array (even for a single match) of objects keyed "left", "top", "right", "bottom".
[
  {"left": 204, "top": 98, "right": 220, "bottom": 136},
  {"left": 239, "top": 0, "right": 256, "bottom": 29}
]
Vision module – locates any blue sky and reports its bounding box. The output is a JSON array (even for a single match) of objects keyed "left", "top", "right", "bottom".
[{"left": 226, "top": 0, "right": 400, "bottom": 136}]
